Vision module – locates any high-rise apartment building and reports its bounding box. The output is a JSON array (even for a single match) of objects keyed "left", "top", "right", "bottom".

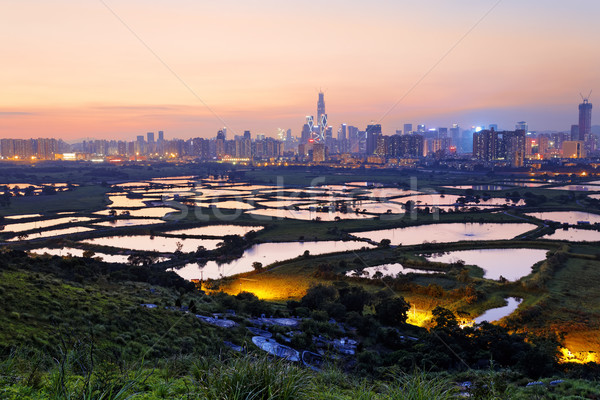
[
  {"left": 450, "top": 124, "right": 460, "bottom": 147},
  {"left": 473, "top": 130, "right": 500, "bottom": 162},
  {"left": 473, "top": 129, "right": 526, "bottom": 166},
  {"left": 366, "top": 123, "right": 382, "bottom": 154}
]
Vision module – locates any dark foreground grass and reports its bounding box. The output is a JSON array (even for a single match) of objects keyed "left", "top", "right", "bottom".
[{"left": 2, "top": 351, "right": 600, "bottom": 399}]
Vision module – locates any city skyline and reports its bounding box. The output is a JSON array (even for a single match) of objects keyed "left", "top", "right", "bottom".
[{"left": 1, "top": 1, "right": 599, "bottom": 139}]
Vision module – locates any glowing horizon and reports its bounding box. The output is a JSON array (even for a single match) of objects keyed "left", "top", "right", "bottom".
[{"left": 1, "top": 0, "right": 599, "bottom": 140}]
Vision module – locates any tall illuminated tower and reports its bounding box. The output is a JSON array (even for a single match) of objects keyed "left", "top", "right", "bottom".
[
  {"left": 579, "top": 96, "right": 592, "bottom": 142},
  {"left": 312, "top": 91, "right": 327, "bottom": 142},
  {"left": 317, "top": 91, "right": 325, "bottom": 122}
]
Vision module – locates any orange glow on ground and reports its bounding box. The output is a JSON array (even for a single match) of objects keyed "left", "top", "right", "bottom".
[
  {"left": 204, "top": 276, "right": 312, "bottom": 301},
  {"left": 559, "top": 347, "right": 598, "bottom": 364},
  {"left": 406, "top": 307, "right": 433, "bottom": 327}
]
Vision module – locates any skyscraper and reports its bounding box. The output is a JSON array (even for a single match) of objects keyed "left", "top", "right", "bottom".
[
  {"left": 338, "top": 124, "right": 347, "bottom": 141},
  {"left": 579, "top": 97, "right": 592, "bottom": 142},
  {"left": 450, "top": 124, "right": 460, "bottom": 148},
  {"left": 515, "top": 121, "right": 528, "bottom": 132},
  {"left": 147, "top": 132, "right": 155, "bottom": 143},
  {"left": 315, "top": 91, "right": 327, "bottom": 143},
  {"left": 570, "top": 125, "right": 579, "bottom": 141},
  {"left": 300, "top": 124, "right": 311, "bottom": 144},
  {"left": 403, "top": 123, "right": 413, "bottom": 135},
  {"left": 216, "top": 130, "right": 225, "bottom": 158},
  {"left": 317, "top": 91, "right": 325, "bottom": 123},
  {"left": 473, "top": 130, "right": 499, "bottom": 162},
  {"left": 366, "top": 123, "right": 382, "bottom": 155}
]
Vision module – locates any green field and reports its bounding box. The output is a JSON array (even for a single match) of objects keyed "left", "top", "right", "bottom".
[{"left": 0, "top": 185, "right": 111, "bottom": 216}]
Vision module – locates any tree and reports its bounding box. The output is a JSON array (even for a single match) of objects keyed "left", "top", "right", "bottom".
[
  {"left": 127, "top": 252, "right": 159, "bottom": 267},
  {"left": 378, "top": 238, "right": 391, "bottom": 248},
  {"left": 188, "top": 299, "right": 197, "bottom": 313},
  {"left": 196, "top": 246, "right": 208, "bottom": 257},
  {"left": 300, "top": 284, "right": 337, "bottom": 310},
  {"left": 175, "top": 241, "right": 184, "bottom": 253},
  {"left": 24, "top": 186, "right": 35, "bottom": 196},
  {"left": 432, "top": 306, "right": 458, "bottom": 330},
  {"left": 82, "top": 250, "right": 95, "bottom": 258},
  {"left": 338, "top": 286, "right": 372, "bottom": 314},
  {"left": 375, "top": 296, "right": 410, "bottom": 326},
  {"left": 41, "top": 186, "right": 57, "bottom": 195},
  {"left": 252, "top": 262, "right": 263, "bottom": 271}
]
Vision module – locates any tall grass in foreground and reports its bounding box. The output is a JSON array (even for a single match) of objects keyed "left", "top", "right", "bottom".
[
  {"left": 379, "top": 371, "right": 458, "bottom": 400},
  {"left": 197, "top": 354, "right": 313, "bottom": 400}
]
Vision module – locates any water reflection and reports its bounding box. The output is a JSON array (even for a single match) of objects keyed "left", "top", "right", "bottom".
[
  {"left": 8, "top": 227, "right": 94, "bottom": 241},
  {"left": 549, "top": 185, "right": 600, "bottom": 192},
  {"left": 194, "top": 200, "right": 255, "bottom": 210},
  {"left": 474, "top": 297, "right": 522, "bottom": 323},
  {"left": 166, "top": 224, "right": 263, "bottom": 237},
  {"left": 426, "top": 248, "right": 548, "bottom": 280},
  {"left": 31, "top": 247, "right": 131, "bottom": 263},
  {"left": 81, "top": 235, "right": 222, "bottom": 253},
  {"left": 94, "top": 207, "right": 179, "bottom": 218},
  {"left": 4, "top": 217, "right": 96, "bottom": 233},
  {"left": 353, "top": 223, "right": 537, "bottom": 246},
  {"left": 175, "top": 240, "right": 375, "bottom": 280},
  {"left": 3, "top": 214, "right": 42, "bottom": 219},
  {"left": 246, "top": 208, "right": 374, "bottom": 221},
  {"left": 526, "top": 211, "right": 600, "bottom": 225},
  {"left": 442, "top": 185, "right": 512, "bottom": 191},
  {"left": 542, "top": 228, "right": 600, "bottom": 242},
  {"left": 95, "top": 219, "right": 165, "bottom": 227}
]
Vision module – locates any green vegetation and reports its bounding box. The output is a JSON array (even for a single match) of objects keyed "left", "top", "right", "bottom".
[
  {"left": 0, "top": 185, "right": 110, "bottom": 216},
  {"left": 2, "top": 164, "right": 600, "bottom": 397},
  {"left": 1, "top": 244, "right": 599, "bottom": 398}
]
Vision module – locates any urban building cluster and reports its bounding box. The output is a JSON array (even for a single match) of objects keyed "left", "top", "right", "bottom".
[
  {"left": 0, "top": 138, "right": 70, "bottom": 161},
  {"left": 0, "top": 93, "right": 595, "bottom": 168}
]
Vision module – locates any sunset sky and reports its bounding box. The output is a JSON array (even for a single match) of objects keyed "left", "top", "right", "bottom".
[{"left": 1, "top": 0, "right": 599, "bottom": 140}]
